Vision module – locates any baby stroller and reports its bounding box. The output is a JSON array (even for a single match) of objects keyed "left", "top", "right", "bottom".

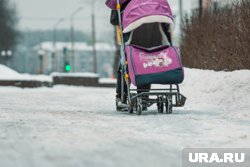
[{"left": 106, "top": 0, "right": 186, "bottom": 115}]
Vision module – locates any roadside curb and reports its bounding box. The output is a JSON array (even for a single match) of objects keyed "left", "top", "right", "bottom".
[
  {"left": 53, "top": 76, "right": 116, "bottom": 88},
  {"left": 0, "top": 77, "right": 116, "bottom": 88},
  {"left": 0, "top": 80, "right": 53, "bottom": 88}
]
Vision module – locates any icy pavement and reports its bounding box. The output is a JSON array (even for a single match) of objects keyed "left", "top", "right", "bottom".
[{"left": 0, "top": 68, "right": 250, "bottom": 167}]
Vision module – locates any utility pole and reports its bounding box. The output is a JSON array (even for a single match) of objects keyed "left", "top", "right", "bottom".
[
  {"left": 38, "top": 49, "right": 45, "bottom": 74},
  {"left": 53, "top": 18, "right": 64, "bottom": 72},
  {"left": 179, "top": 0, "right": 183, "bottom": 21},
  {"left": 199, "top": 0, "right": 203, "bottom": 16},
  {"left": 92, "top": 1, "right": 97, "bottom": 74},
  {"left": 70, "top": 18, "right": 75, "bottom": 72},
  {"left": 70, "top": 6, "right": 83, "bottom": 72}
]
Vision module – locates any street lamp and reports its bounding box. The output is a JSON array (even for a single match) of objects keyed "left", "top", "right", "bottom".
[
  {"left": 1, "top": 50, "right": 12, "bottom": 57},
  {"left": 199, "top": 0, "right": 203, "bottom": 16},
  {"left": 1, "top": 50, "right": 12, "bottom": 66},
  {"left": 6, "top": 50, "right": 12, "bottom": 57},
  {"left": 53, "top": 18, "right": 64, "bottom": 49},
  {"left": 91, "top": 1, "right": 97, "bottom": 74},
  {"left": 53, "top": 18, "right": 64, "bottom": 72},
  {"left": 70, "top": 6, "right": 83, "bottom": 72},
  {"left": 179, "top": 0, "right": 183, "bottom": 20},
  {"left": 1, "top": 50, "right": 6, "bottom": 57}
]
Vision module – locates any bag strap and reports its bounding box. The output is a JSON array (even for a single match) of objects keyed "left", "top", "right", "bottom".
[{"left": 161, "top": 23, "right": 173, "bottom": 46}]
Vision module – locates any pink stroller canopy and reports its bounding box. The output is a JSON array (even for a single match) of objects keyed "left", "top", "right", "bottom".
[
  {"left": 106, "top": 0, "right": 174, "bottom": 33},
  {"left": 122, "top": 0, "right": 173, "bottom": 33}
]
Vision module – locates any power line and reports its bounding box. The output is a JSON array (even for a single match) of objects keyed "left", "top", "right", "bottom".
[{"left": 20, "top": 16, "right": 108, "bottom": 21}]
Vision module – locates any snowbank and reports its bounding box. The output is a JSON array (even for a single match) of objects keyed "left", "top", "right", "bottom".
[
  {"left": 51, "top": 72, "right": 99, "bottom": 78},
  {"left": 181, "top": 68, "right": 250, "bottom": 118},
  {"left": 0, "top": 64, "right": 20, "bottom": 77},
  {"left": 0, "top": 64, "right": 52, "bottom": 82}
]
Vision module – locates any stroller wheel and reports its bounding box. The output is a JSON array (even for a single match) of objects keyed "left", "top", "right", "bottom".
[
  {"left": 166, "top": 96, "right": 173, "bottom": 114},
  {"left": 157, "top": 96, "right": 164, "bottom": 113},
  {"left": 136, "top": 98, "right": 143, "bottom": 115}
]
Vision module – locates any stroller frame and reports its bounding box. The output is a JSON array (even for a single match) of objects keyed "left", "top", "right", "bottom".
[{"left": 115, "top": 0, "right": 186, "bottom": 115}]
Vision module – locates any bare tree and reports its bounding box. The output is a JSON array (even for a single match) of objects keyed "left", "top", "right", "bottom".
[{"left": 181, "top": 0, "right": 250, "bottom": 71}]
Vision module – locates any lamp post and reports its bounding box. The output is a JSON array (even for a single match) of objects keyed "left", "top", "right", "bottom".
[
  {"left": 1, "top": 50, "right": 6, "bottom": 57},
  {"left": 70, "top": 6, "right": 83, "bottom": 72},
  {"left": 1, "top": 50, "right": 12, "bottom": 66},
  {"left": 53, "top": 18, "right": 64, "bottom": 72},
  {"left": 38, "top": 49, "right": 45, "bottom": 74},
  {"left": 6, "top": 50, "right": 12, "bottom": 57},
  {"left": 1, "top": 50, "right": 7, "bottom": 65},
  {"left": 199, "top": 0, "right": 203, "bottom": 16},
  {"left": 179, "top": 0, "right": 183, "bottom": 20},
  {"left": 91, "top": 1, "right": 97, "bottom": 74}
]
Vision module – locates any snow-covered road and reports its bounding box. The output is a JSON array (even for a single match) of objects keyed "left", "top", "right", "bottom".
[{"left": 0, "top": 69, "right": 250, "bottom": 167}]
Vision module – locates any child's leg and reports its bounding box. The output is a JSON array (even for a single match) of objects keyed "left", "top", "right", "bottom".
[
  {"left": 116, "top": 66, "right": 128, "bottom": 99},
  {"left": 116, "top": 68, "right": 122, "bottom": 98}
]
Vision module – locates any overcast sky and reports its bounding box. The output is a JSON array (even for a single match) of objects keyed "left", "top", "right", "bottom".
[
  {"left": 10, "top": 0, "right": 187, "bottom": 31},
  {"left": 10, "top": 0, "right": 112, "bottom": 33}
]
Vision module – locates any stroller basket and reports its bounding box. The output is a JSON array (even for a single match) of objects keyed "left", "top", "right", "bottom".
[{"left": 126, "top": 45, "right": 184, "bottom": 87}]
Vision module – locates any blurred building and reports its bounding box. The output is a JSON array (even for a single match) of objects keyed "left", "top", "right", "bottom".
[
  {"left": 32, "top": 42, "right": 116, "bottom": 77},
  {"left": 205, "top": 0, "right": 234, "bottom": 9}
]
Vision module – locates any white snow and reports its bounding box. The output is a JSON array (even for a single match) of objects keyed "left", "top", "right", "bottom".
[
  {"left": 0, "top": 68, "right": 249, "bottom": 167},
  {"left": 0, "top": 64, "right": 52, "bottom": 82},
  {"left": 51, "top": 72, "right": 99, "bottom": 78},
  {"left": 0, "top": 64, "right": 20, "bottom": 76},
  {"left": 99, "top": 78, "right": 116, "bottom": 84},
  {"left": 181, "top": 68, "right": 250, "bottom": 119}
]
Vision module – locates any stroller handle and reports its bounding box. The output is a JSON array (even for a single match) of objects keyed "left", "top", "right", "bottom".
[
  {"left": 115, "top": 0, "right": 126, "bottom": 65},
  {"left": 116, "top": 0, "right": 121, "bottom": 10},
  {"left": 116, "top": 0, "right": 120, "bottom": 6}
]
